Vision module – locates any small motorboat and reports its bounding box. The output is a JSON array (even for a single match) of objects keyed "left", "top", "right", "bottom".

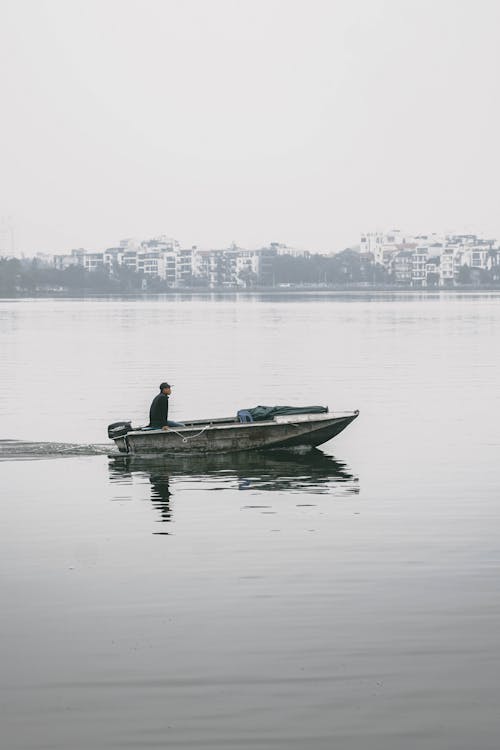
[{"left": 108, "top": 406, "right": 359, "bottom": 455}]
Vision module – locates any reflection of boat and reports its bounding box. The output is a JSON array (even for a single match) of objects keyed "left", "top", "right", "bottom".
[
  {"left": 111, "top": 410, "right": 359, "bottom": 455},
  {"left": 108, "top": 448, "right": 359, "bottom": 498}
]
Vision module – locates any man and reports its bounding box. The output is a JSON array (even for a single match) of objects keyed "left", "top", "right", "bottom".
[{"left": 148, "top": 382, "right": 185, "bottom": 430}]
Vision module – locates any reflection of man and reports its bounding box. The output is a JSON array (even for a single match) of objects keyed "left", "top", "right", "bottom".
[
  {"left": 149, "top": 472, "right": 172, "bottom": 523},
  {"left": 148, "top": 382, "right": 185, "bottom": 430}
]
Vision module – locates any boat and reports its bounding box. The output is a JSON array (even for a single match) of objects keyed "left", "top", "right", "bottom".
[{"left": 109, "top": 408, "right": 359, "bottom": 455}]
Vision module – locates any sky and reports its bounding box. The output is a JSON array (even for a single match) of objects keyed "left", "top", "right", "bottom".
[{"left": 1, "top": 0, "right": 500, "bottom": 255}]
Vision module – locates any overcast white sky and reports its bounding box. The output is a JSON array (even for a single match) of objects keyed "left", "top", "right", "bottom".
[{"left": 1, "top": 0, "right": 499, "bottom": 254}]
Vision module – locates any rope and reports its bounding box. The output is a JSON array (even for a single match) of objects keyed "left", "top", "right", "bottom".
[{"left": 167, "top": 424, "right": 211, "bottom": 443}]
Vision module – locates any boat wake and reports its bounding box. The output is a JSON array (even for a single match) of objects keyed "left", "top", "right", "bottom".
[{"left": 0, "top": 440, "right": 115, "bottom": 461}]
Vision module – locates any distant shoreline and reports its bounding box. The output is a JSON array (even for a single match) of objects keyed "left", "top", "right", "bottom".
[{"left": 2, "top": 285, "right": 500, "bottom": 299}]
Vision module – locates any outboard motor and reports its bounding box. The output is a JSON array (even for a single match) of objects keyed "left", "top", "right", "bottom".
[{"left": 107, "top": 421, "right": 133, "bottom": 439}]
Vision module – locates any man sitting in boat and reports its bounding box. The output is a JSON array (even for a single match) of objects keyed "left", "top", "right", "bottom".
[{"left": 148, "top": 382, "right": 185, "bottom": 430}]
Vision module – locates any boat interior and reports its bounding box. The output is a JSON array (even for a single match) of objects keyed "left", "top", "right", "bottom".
[
  {"left": 134, "top": 411, "right": 347, "bottom": 433},
  {"left": 137, "top": 416, "right": 261, "bottom": 432}
]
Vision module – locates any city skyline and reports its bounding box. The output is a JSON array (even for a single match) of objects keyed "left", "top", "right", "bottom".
[
  {"left": 3, "top": 222, "right": 500, "bottom": 260},
  {"left": 3, "top": 229, "right": 498, "bottom": 293}
]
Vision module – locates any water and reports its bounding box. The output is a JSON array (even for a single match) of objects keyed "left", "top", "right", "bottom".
[{"left": 1, "top": 292, "right": 500, "bottom": 749}]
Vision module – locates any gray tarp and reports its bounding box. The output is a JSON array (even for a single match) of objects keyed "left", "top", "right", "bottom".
[{"left": 241, "top": 405, "right": 328, "bottom": 422}]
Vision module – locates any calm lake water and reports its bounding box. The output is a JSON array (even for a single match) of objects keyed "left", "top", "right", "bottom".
[{"left": 1, "top": 292, "right": 500, "bottom": 749}]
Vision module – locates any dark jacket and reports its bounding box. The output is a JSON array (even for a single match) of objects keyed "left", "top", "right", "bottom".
[{"left": 149, "top": 392, "right": 169, "bottom": 428}]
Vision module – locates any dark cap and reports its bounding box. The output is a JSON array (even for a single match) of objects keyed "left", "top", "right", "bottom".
[{"left": 159, "top": 382, "right": 172, "bottom": 390}]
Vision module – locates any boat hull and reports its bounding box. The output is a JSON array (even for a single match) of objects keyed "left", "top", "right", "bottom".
[{"left": 113, "top": 411, "right": 359, "bottom": 455}]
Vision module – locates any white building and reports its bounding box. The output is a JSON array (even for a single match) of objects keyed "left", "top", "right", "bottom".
[
  {"left": 119, "top": 238, "right": 140, "bottom": 251},
  {"left": 360, "top": 230, "right": 444, "bottom": 271},
  {"left": 83, "top": 252, "right": 104, "bottom": 272},
  {"left": 462, "top": 245, "right": 490, "bottom": 270},
  {"left": 270, "top": 241, "right": 309, "bottom": 258},
  {"left": 487, "top": 248, "right": 500, "bottom": 274},
  {"left": 391, "top": 250, "right": 413, "bottom": 284},
  {"left": 440, "top": 248, "right": 460, "bottom": 286},
  {"left": 360, "top": 230, "right": 419, "bottom": 268},
  {"left": 53, "top": 248, "right": 85, "bottom": 270},
  {"left": 194, "top": 249, "right": 236, "bottom": 287},
  {"left": 411, "top": 246, "right": 429, "bottom": 286},
  {"left": 425, "top": 256, "right": 440, "bottom": 286},
  {"left": 103, "top": 248, "right": 124, "bottom": 271}
]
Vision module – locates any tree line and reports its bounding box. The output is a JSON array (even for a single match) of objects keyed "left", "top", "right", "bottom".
[{"left": 0, "top": 257, "right": 162, "bottom": 295}]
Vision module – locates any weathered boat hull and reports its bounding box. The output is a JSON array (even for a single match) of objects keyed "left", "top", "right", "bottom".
[{"left": 112, "top": 411, "right": 359, "bottom": 455}]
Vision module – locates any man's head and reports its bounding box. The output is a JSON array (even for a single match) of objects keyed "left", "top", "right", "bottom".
[{"left": 159, "top": 382, "right": 172, "bottom": 395}]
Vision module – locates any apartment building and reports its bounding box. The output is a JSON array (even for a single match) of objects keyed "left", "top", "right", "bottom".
[
  {"left": 462, "top": 245, "right": 490, "bottom": 271},
  {"left": 53, "top": 248, "right": 85, "bottom": 270},
  {"left": 360, "top": 230, "right": 421, "bottom": 267},
  {"left": 83, "top": 253, "right": 105, "bottom": 272},
  {"left": 51, "top": 238, "right": 278, "bottom": 288},
  {"left": 425, "top": 257, "right": 440, "bottom": 286},
  {"left": 440, "top": 248, "right": 460, "bottom": 286},
  {"left": 412, "top": 246, "right": 429, "bottom": 287},
  {"left": 362, "top": 230, "right": 499, "bottom": 286},
  {"left": 392, "top": 250, "right": 413, "bottom": 284},
  {"left": 487, "top": 248, "right": 500, "bottom": 276}
]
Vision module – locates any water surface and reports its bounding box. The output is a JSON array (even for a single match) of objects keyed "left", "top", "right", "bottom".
[{"left": 1, "top": 293, "right": 499, "bottom": 749}]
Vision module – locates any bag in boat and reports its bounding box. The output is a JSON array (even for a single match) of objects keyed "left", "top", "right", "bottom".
[
  {"left": 107, "top": 421, "right": 133, "bottom": 439},
  {"left": 238, "top": 405, "right": 328, "bottom": 422}
]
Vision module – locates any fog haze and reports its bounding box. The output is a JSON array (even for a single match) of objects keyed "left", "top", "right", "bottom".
[{"left": 1, "top": 0, "right": 500, "bottom": 254}]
